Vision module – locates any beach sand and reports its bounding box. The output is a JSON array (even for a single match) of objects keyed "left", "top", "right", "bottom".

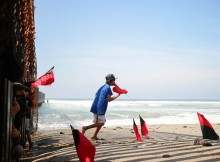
[{"left": 22, "top": 124, "right": 220, "bottom": 162}]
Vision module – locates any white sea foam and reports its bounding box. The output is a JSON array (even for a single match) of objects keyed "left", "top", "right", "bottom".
[{"left": 38, "top": 99, "right": 220, "bottom": 130}]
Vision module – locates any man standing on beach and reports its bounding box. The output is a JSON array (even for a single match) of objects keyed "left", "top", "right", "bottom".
[{"left": 82, "top": 74, "right": 121, "bottom": 140}]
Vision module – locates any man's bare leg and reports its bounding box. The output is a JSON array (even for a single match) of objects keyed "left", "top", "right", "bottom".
[
  {"left": 82, "top": 126, "right": 87, "bottom": 134},
  {"left": 91, "top": 123, "right": 104, "bottom": 140},
  {"left": 82, "top": 123, "right": 104, "bottom": 135}
]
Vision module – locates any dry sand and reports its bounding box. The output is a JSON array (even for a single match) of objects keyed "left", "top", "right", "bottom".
[{"left": 21, "top": 124, "right": 220, "bottom": 162}]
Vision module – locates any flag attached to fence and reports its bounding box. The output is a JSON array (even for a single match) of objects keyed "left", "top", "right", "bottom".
[
  {"left": 70, "top": 125, "right": 96, "bottom": 162},
  {"left": 31, "top": 66, "right": 55, "bottom": 88},
  {"left": 197, "top": 112, "right": 219, "bottom": 140}
]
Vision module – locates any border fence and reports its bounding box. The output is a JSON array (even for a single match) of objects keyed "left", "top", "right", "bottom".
[{"left": 0, "top": 0, "right": 38, "bottom": 161}]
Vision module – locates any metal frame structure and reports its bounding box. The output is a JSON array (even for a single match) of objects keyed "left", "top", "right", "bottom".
[{"left": 0, "top": 0, "right": 37, "bottom": 161}]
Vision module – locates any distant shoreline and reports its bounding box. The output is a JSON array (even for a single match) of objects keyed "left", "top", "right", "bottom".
[{"left": 45, "top": 98, "right": 220, "bottom": 101}]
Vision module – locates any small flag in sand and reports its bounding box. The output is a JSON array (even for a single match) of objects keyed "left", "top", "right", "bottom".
[
  {"left": 133, "top": 119, "right": 142, "bottom": 141},
  {"left": 139, "top": 115, "right": 149, "bottom": 138},
  {"left": 197, "top": 112, "right": 219, "bottom": 140},
  {"left": 70, "top": 125, "right": 96, "bottom": 162}
]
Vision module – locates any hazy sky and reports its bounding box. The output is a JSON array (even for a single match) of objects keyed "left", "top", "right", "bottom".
[{"left": 35, "top": 0, "right": 220, "bottom": 100}]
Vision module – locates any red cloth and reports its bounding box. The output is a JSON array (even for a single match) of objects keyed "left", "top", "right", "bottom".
[
  {"left": 113, "top": 84, "right": 128, "bottom": 94},
  {"left": 71, "top": 125, "right": 96, "bottom": 162},
  {"left": 31, "top": 71, "right": 54, "bottom": 88},
  {"left": 133, "top": 119, "right": 142, "bottom": 141},
  {"left": 139, "top": 115, "right": 149, "bottom": 138},
  {"left": 197, "top": 112, "right": 213, "bottom": 128},
  {"left": 197, "top": 112, "right": 219, "bottom": 140}
]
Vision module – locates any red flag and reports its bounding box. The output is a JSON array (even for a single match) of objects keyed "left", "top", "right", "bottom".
[
  {"left": 113, "top": 84, "right": 128, "bottom": 94},
  {"left": 139, "top": 115, "right": 149, "bottom": 138},
  {"left": 133, "top": 119, "right": 142, "bottom": 141},
  {"left": 197, "top": 112, "right": 219, "bottom": 140},
  {"left": 70, "top": 125, "right": 96, "bottom": 162},
  {"left": 31, "top": 66, "right": 55, "bottom": 88}
]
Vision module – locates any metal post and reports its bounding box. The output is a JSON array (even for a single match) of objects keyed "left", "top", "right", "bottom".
[{"left": 0, "top": 78, "right": 13, "bottom": 162}]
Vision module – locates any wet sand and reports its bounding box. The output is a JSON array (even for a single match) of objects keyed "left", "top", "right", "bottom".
[{"left": 22, "top": 124, "right": 220, "bottom": 162}]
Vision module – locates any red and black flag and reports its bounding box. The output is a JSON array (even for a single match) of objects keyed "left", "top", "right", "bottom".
[
  {"left": 197, "top": 112, "right": 219, "bottom": 140},
  {"left": 139, "top": 115, "right": 149, "bottom": 138},
  {"left": 70, "top": 125, "right": 96, "bottom": 162},
  {"left": 31, "top": 66, "right": 55, "bottom": 88},
  {"left": 133, "top": 119, "right": 142, "bottom": 141}
]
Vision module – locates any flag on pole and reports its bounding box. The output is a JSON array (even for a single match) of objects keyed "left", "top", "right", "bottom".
[
  {"left": 31, "top": 66, "right": 55, "bottom": 88},
  {"left": 197, "top": 112, "right": 219, "bottom": 140},
  {"left": 113, "top": 84, "right": 128, "bottom": 94},
  {"left": 133, "top": 119, "right": 142, "bottom": 141},
  {"left": 139, "top": 115, "right": 149, "bottom": 138},
  {"left": 70, "top": 125, "right": 96, "bottom": 162}
]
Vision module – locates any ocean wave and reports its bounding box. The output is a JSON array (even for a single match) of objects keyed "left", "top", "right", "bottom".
[{"left": 38, "top": 99, "right": 220, "bottom": 130}]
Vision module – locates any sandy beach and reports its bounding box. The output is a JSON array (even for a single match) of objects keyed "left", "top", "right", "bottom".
[{"left": 22, "top": 124, "right": 220, "bottom": 162}]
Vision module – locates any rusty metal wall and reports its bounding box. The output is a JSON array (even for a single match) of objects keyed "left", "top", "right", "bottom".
[
  {"left": 20, "top": 0, "right": 37, "bottom": 82},
  {"left": 0, "top": 0, "right": 37, "bottom": 82}
]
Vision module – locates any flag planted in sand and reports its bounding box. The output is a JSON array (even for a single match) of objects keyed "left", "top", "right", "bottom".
[
  {"left": 133, "top": 119, "right": 142, "bottom": 141},
  {"left": 70, "top": 125, "right": 96, "bottom": 162},
  {"left": 197, "top": 112, "right": 219, "bottom": 140},
  {"left": 139, "top": 115, "right": 149, "bottom": 138}
]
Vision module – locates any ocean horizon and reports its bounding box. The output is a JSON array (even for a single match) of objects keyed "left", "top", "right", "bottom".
[
  {"left": 45, "top": 98, "right": 220, "bottom": 101},
  {"left": 38, "top": 98, "right": 220, "bottom": 131}
]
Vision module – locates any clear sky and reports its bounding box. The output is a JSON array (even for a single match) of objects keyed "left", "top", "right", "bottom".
[{"left": 35, "top": 0, "right": 220, "bottom": 100}]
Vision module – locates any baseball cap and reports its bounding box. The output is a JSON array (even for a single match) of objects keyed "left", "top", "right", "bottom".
[{"left": 105, "top": 74, "right": 117, "bottom": 81}]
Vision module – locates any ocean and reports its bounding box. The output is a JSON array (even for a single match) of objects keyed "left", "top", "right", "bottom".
[{"left": 38, "top": 99, "right": 220, "bottom": 130}]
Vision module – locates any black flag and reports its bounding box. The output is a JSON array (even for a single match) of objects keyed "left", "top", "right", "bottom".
[
  {"left": 133, "top": 119, "right": 142, "bottom": 141},
  {"left": 70, "top": 125, "right": 96, "bottom": 162},
  {"left": 197, "top": 112, "right": 219, "bottom": 140},
  {"left": 139, "top": 115, "right": 149, "bottom": 138}
]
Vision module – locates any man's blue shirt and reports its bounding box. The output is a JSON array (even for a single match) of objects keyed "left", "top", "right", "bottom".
[{"left": 90, "top": 84, "right": 113, "bottom": 115}]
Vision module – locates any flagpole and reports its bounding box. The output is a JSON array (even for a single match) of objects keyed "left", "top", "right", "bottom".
[
  {"left": 45, "top": 66, "right": 54, "bottom": 74},
  {"left": 38, "top": 66, "right": 54, "bottom": 80},
  {"left": 125, "top": 94, "right": 135, "bottom": 101}
]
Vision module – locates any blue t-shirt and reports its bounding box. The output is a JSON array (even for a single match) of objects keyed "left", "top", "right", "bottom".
[{"left": 90, "top": 84, "right": 113, "bottom": 115}]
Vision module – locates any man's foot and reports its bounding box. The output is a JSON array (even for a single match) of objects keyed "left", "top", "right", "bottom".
[
  {"left": 82, "top": 126, "right": 87, "bottom": 134},
  {"left": 91, "top": 137, "right": 105, "bottom": 140},
  {"left": 91, "top": 137, "right": 100, "bottom": 140}
]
